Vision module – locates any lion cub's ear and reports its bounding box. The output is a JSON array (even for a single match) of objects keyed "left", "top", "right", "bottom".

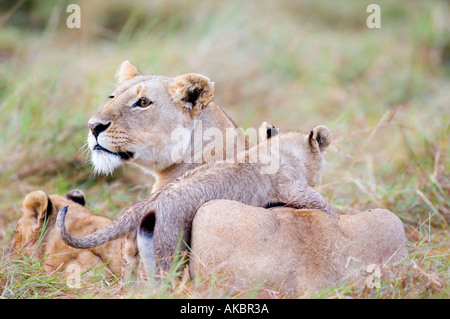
[
  {"left": 259, "top": 121, "right": 280, "bottom": 142},
  {"left": 22, "top": 191, "right": 52, "bottom": 230},
  {"left": 116, "top": 60, "right": 141, "bottom": 84},
  {"left": 308, "top": 125, "right": 332, "bottom": 152},
  {"left": 168, "top": 73, "right": 215, "bottom": 117},
  {"left": 65, "top": 189, "right": 86, "bottom": 206}
]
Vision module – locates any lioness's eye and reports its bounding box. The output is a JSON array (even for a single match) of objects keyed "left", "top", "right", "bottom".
[{"left": 133, "top": 98, "right": 152, "bottom": 108}]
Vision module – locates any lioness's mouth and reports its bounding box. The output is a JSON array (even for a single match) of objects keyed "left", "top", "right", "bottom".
[{"left": 93, "top": 144, "right": 134, "bottom": 160}]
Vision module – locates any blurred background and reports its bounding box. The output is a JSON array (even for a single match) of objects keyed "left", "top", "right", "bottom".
[{"left": 0, "top": 0, "right": 448, "bottom": 297}]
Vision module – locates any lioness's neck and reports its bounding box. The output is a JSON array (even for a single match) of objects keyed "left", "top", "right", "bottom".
[{"left": 152, "top": 103, "right": 248, "bottom": 192}]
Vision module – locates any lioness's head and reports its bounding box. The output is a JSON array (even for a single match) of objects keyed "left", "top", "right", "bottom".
[
  {"left": 87, "top": 60, "right": 215, "bottom": 175},
  {"left": 11, "top": 189, "right": 86, "bottom": 256}
]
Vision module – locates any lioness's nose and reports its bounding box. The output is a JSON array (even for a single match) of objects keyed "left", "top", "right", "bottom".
[{"left": 88, "top": 122, "right": 111, "bottom": 138}]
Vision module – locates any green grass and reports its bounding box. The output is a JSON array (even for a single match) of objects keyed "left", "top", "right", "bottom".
[{"left": 0, "top": 0, "right": 449, "bottom": 299}]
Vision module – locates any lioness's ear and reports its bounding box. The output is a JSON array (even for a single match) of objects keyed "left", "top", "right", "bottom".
[
  {"left": 65, "top": 189, "right": 86, "bottom": 206},
  {"left": 168, "top": 73, "right": 215, "bottom": 117},
  {"left": 22, "top": 191, "right": 52, "bottom": 229},
  {"left": 308, "top": 125, "right": 332, "bottom": 152},
  {"left": 116, "top": 60, "right": 141, "bottom": 84}
]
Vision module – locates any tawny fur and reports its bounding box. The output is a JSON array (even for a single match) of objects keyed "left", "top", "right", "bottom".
[
  {"left": 191, "top": 201, "right": 408, "bottom": 294},
  {"left": 57, "top": 126, "right": 336, "bottom": 275},
  {"left": 11, "top": 190, "right": 121, "bottom": 277},
  {"left": 87, "top": 60, "right": 249, "bottom": 190},
  {"left": 65, "top": 60, "right": 271, "bottom": 276}
]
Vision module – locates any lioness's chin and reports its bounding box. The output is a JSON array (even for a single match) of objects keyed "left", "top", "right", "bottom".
[{"left": 91, "top": 151, "right": 123, "bottom": 175}]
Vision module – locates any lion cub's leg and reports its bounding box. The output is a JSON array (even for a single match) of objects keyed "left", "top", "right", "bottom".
[
  {"left": 280, "top": 184, "right": 338, "bottom": 216},
  {"left": 121, "top": 233, "right": 140, "bottom": 283}
]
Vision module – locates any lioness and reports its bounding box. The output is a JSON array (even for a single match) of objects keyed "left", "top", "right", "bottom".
[
  {"left": 58, "top": 126, "right": 337, "bottom": 274},
  {"left": 11, "top": 190, "right": 121, "bottom": 277},
  {"left": 68, "top": 60, "right": 277, "bottom": 275},
  {"left": 87, "top": 60, "right": 250, "bottom": 191}
]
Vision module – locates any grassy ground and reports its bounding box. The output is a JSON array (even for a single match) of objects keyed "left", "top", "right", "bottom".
[{"left": 0, "top": 0, "right": 448, "bottom": 299}]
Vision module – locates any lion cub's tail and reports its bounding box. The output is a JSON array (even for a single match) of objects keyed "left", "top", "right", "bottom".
[{"left": 57, "top": 206, "right": 134, "bottom": 249}]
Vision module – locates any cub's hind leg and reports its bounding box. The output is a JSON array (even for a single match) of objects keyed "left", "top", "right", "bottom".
[{"left": 122, "top": 232, "right": 140, "bottom": 283}]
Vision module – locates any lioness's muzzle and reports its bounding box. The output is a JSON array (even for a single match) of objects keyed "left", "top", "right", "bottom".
[{"left": 93, "top": 144, "right": 134, "bottom": 160}]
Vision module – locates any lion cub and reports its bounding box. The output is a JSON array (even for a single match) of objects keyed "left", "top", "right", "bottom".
[
  {"left": 12, "top": 190, "right": 121, "bottom": 277},
  {"left": 58, "top": 125, "right": 336, "bottom": 275}
]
